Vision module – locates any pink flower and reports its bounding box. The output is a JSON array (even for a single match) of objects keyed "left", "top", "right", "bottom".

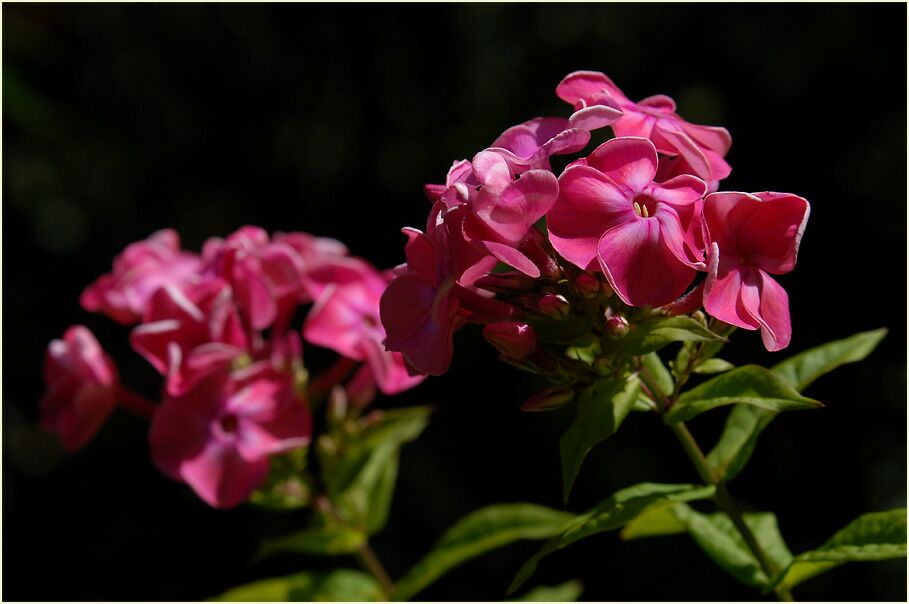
[
  {"left": 41, "top": 326, "right": 119, "bottom": 452},
  {"left": 272, "top": 231, "right": 351, "bottom": 301},
  {"left": 303, "top": 259, "right": 424, "bottom": 395},
  {"left": 557, "top": 71, "right": 732, "bottom": 187},
  {"left": 381, "top": 202, "right": 507, "bottom": 376},
  {"left": 130, "top": 279, "right": 248, "bottom": 395},
  {"left": 547, "top": 137, "right": 707, "bottom": 307},
  {"left": 461, "top": 151, "right": 560, "bottom": 277},
  {"left": 487, "top": 117, "right": 593, "bottom": 173},
  {"left": 81, "top": 229, "right": 202, "bottom": 324},
  {"left": 149, "top": 362, "right": 311, "bottom": 509},
  {"left": 702, "top": 191, "right": 810, "bottom": 351},
  {"left": 202, "top": 226, "right": 308, "bottom": 332}
]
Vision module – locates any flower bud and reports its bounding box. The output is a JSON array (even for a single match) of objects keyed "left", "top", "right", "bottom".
[
  {"left": 606, "top": 314, "right": 630, "bottom": 338},
  {"left": 692, "top": 310, "right": 707, "bottom": 326},
  {"left": 575, "top": 273, "right": 600, "bottom": 298},
  {"left": 482, "top": 322, "right": 537, "bottom": 359},
  {"left": 474, "top": 272, "right": 536, "bottom": 294},
  {"left": 520, "top": 386, "right": 574, "bottom": 412},
  {"left": 538, "top": 294, "right": 570, "bottom": 318},
  {"left": 593, "top": 356, "right": 613, "bottom": 376}
]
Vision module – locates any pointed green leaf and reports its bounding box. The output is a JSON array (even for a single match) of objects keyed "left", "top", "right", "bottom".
[
  {"left": 771, "top": 328, "right": 887, "bottom": 392},
  {"left": 213, "top": 569, "right": 382, "bottom": 602},
  {"left": 694, "top": 358, "right": 735, "bottom": 374},
  {"left": 641, "top": 352, "right": 674, "bottom": 397},
  {"left": 706, "top": 329, "right": 886, "bottom": 481},
  {"left": 508, "top": 580, "right": 584, "bottom": 602},
  {"left": 257, "top": 523, "right": 367, "bottom": 560},
  {"left": 329, "top": 406, "right": 431, "bottom": 534},
  {"left": 622, "top": 503, "right": 792, "bottom": 589},
  {"left": 509, "top": 483, "right": 715, "bottom": 594},
  {"left": 617, "top": 316, "right": 727, "bottom": 355},
  {"left": 706, "top": 405, "right": 777, "bottom": 480},
  {"left": 672, "top": 504, "right": 792, "bottom": 588},
  {"left": 773, "top": 508, "right": 907, "bottom": 592},
  {"left": 560, "top": 376, "right": 639, "bottom": 502},
  {"left": 619, "top": 501, "right": 688, "bottom": 540},
  {"left": 394, "top": 504, "right": 575, "bottom": 601},
  {"left": 664, "top": 365, "right": 822, "bottom": 424}
]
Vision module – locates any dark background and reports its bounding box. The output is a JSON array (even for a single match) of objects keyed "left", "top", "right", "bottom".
[{"left": 4, "top": 4, "right": 906, "bottom": 601}]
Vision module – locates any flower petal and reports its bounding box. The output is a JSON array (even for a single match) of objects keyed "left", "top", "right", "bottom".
[
  {"left": 703, "top": 243, "right": 760, "bottom": 331},
  {"left": 596, "top": 218, "right": 696, "bottom": 307},
  {"left": 586, "top": 137, "right": 659, "bottom": 192},
  {"left": 548, "top": 165, "right": 631, "bottom": 271}
]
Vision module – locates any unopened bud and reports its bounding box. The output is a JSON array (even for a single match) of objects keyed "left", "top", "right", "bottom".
[
  {"left": 521, "top": 386, "right": 575, "bottom": 412},
  {"left": 606, "top": 314, "right": 630, "bottom": 338},
  {"left": 600, "top": 281, "right": 615, "bottom": 298},
  {"left": 482, "top": 321, "right": 537, "bottom": 359},
  {"left": 538, "top": 294, "right": 570, "bottom": 318},
  {"left": 575, "top": 273, "right": 600, "bottom": 298},
  {"left": 474, "top": 272, "right": 536, "bottom": 294},
  {"left": 692, "top": 310, "right": 707, "bottom": 326}
]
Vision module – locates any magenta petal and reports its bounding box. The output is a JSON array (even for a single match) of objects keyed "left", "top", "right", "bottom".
[
  {"left": 556, "top": 70, "right": 625, "bottom": 105},
  {"left": 745, "top": 270, "right": 792, "bottom": 352},
  {"left": 651, "top": 175, "right": 707, "bottom": 207},
  {"left": 182, "top": 440, "right": 270, "bottom": 509},
  {"left": 548, "top": 165, "right": 630, "bottom": 271},
  {"left": 703, "top": 244, "right": 759, "bottom": 331},
  {"left": 568, "top": 104, "right": 623, "bottom": 131},
  {"left": 482, "top": 240, "right": 541, "bottom": 278},
  {"left": 303, "top": 285, "right": 365, "bottom": 360},
  {"left": 586, "top": 137, "right": 659, "bottom": 192},
  {"left": 380, "top": 275, "right": 456, "bottom": 376},
  {"left": 680, "top": 122, "right": 732, "bottom": 155},
  {"left": 742, "top": 192, "right": 810, "bottom": 274},
  {"left": 596, "top": 218, "right": 696, "bottom": 307},
  {"left": 655, "top": 126, "right": 712, "bottom": 182}
]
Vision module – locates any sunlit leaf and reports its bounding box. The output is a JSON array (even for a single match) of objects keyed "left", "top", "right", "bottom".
[
  {"left": 394, "top": 504, "right": 574, "bottom": 601},
  {"left": 560, "top": 376, "right": 639, "bottom": 502},
  {"left": 664, "top": 365, "right": 822, "bottom": 424},
  {"left": 772, "top": 508, "right": 906, "bottom": 593},
  {"left": 509, "top": 483, "right": 715, "bottom": 593}
]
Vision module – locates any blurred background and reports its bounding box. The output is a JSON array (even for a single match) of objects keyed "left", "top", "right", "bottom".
[{"left": 4, "top": 4, "right": 906, "bottom": 601}]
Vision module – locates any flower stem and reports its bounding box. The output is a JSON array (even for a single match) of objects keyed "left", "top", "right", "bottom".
[
  {"left": 668, "top": 421, "right": 794, "bottom": 602},
  {"left": 355, "top": 541, "right": 396, "bottom": 598}
]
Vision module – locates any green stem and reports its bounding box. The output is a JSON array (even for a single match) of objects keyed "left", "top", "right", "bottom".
[
  {"left": 668, "top": 422, "right": 794, "bottom": 602},
  {"left": 355, "top": 541, "right": 396, "bottom": 598},
  {"left": 635, "top": 364, "right": 793, "bottom": 601},
  {"left": 315, "top": 495, "right": 396, "bottom": 598}
]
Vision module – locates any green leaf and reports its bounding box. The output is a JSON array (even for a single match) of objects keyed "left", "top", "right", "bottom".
[
  {"left": 706, "top": 405, "right": 777, "bottom": 480},
  {"left": 665, "top": 365, "right": 822, "bottom": 424},
  {"left": 329, "top": 406, "right": 431, "bottom": 534},
  {"left": 509, "top": 483, "right": 715, "bottom": 594},
  {"left": 560, "top": 376, "right": 640, "bottom": 502},
  {"left": 394, "top": 504, "right": 574, "bottom": 601},
  {"left": 672, "top": 504, "right": 791, "bottom": 588},
  {"left": 619, "top": 501, "right": 688, "bottom": 540},
  {"left": 508, "top": 580, "right": 584, "bottom": 602},
  {"left": 641, "top": 352, "right": 673, "bottom": 397},
  {"left": 622, "top": 503, "right": 792, "bottom": 589},
  {"left": 694, "top": 358, "right": 735, "bottom": 374},
  {"left": 213, "top": 569, "right": 382, "bottom": 602},
  {"left": 617, "top": 316, "right": 727, "bottom": 356},
  {"left": 706, "top": 329, "right": 887, "bottom": 482},
  {"left": 771, "top": 328, "right": 887, "bottom": 391},
  {"left": 773, "top": 508, "right": 907, "bottom": 592},
  {"left": 257, "top": 523, "right": 366, "bottom": 560}
]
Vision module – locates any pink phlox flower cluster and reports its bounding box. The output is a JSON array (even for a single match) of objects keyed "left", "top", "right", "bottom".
[
  {"left": 43, "top": 225, "right": 424, "bottom": 508},
  {"left": 383, "top": 70, "right": 810, "bottom": 375}
]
